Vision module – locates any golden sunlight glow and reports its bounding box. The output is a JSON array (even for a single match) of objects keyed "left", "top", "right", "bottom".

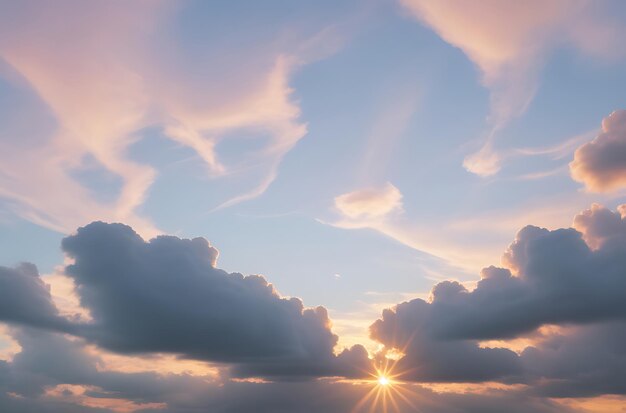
[{"left": 352, "top": 349, "right": 421, "bottom": 413}]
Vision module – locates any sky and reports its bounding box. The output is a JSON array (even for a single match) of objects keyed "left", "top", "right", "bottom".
[{"left": 1, "top": 0, "right": 626, "bottom": 412}]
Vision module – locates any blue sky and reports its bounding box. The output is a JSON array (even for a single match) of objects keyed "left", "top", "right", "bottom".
[
  {"left": 1, "top": 0, "right": 626, "bottom": 339},
  {"left": 1, "top": 1, "right": 626, "bottom": 412}
]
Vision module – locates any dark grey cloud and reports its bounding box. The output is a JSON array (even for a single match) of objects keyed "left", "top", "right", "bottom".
[
  {"left": 0, "top": 327, "right": 214, "bottom": 413},
  {"left": 374, "top": 204, "right": 626, "bottom": 342},
  {"left": 0, "top": 222, "right": 369, "bottom": 380},
  {"left": 60, "top": 221, "right": 369, "bottom": 378},
  {"left": 0, "top": 263, "right": 73, "bottom": 332},
  {"left": 0, "top": 327, "right": 577, "bottom": 413},
  {"left": 370, "top": 204, "right": 626, "bottom": 390},
  {"left": 2, "top": 209, "right": 626, "bottom": 410},
  {"left": 166, "top": 379, "right": 576, "bottom": 413},
  {"left": 522, "top": 321, "right": 626, "bottom": 398},
  {"left": 370, "top": 297, "right": 522, "bottom": 382},
  {"left": 570, "top": 109, "right": 626, "bottom": 192}
]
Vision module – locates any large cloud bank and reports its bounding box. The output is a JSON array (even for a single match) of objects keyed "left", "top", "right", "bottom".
[
  {"left": 0, "top": 327, "right": 578, "bottom": 413},
  {"left": 1, "top": 206, "right": 626, "bottom": 410},
  {"left": 2, "top": 222, "right": 369, "bottom": 380},
  {"left": 370, "top": 204, "right": 626, "bottom": 397}
]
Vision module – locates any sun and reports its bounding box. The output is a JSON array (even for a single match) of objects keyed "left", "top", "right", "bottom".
[{"left": 352, "top": 354, "right": 421, "bottom": 413}]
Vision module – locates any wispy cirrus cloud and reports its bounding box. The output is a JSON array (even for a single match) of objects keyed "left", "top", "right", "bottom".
[
  {"left": 399, "top": 0, "right": 625, "bottom": 176},
  {"left": 0, "top": 0, "right": 335, "bottom": 236}
]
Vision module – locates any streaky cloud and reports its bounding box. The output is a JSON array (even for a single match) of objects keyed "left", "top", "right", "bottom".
[{"left": 399, "top": 0, "right": 625, "bottom": 176}]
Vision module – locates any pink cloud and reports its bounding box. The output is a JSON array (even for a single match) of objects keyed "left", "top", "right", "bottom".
[
  {"left": 570, "top": 110, "right": 626, "bottom": 192},
  {"left": 334, "top": 182, "right": 403, "bottom": 219},
  {"left": 399, "top": 0, "right": 625, "bottom": 176},
  {"left": 0, "top": 0, "right": 310, "bottom": 235}
]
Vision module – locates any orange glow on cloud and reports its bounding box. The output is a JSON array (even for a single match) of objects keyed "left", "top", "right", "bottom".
[
  {"left": 0, "top": 324, "right": 21, "bottom": 361},
  {"left": 45, "top": 268, "right": 92, "bottom": 322},
  {"left": 554, "top": 395, "right": 626, "bottom": 413},
  {"left": 478, "top": 324, "right": 567, "bottom": 354},
  {"left": 44, "top": 384, "right": 166, "bottom": 413},
  {"left": 334, "top": 182, "right": 403, "bottom": 220},
  {"left": 84, "top": 345, "right": 220, "bottom": 377}
]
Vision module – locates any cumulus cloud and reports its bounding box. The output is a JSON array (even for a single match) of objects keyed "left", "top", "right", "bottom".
[
  {"left": 370, "top": 296, "right": 523, "bottom": 382},
  {"left": 61, "top": 222, "right": 369, "bottom": 377},
  {"left": 570, "top": 110, "right": 626, "bottom": 192},
  {"left": 370, "top": 204, "right": 626, "bottom": 393},
  {"left": 0, "top": 264, "right": 73, "bottom": 332},
  {"left": 399, "top": 0, "right": 624, "bottom": 176},
  {"left": 334, "top": 182, "right": 403, "bottom": 219},
  {"left": 2, "top": 212, "right": 626, "bottom": 410},
  {"left": 0, "top": 222, "right": 370, "bottom": 379}
]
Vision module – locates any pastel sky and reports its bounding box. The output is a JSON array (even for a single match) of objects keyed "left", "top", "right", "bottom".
[{"left": 1, "top": 1, "right": 626, "bottom": 412}]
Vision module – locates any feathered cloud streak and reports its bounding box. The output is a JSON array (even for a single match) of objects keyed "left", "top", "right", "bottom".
[
  {"left": 399, "top": 0, "right": 624, "bottom": 176},
  {"left": 0, "top": 0, "right": 309, "bottom": 235}
]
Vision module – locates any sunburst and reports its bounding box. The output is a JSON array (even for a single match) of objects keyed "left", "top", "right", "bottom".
[{"left": 352, "top": 335, "right": 421, "bottom": 413}]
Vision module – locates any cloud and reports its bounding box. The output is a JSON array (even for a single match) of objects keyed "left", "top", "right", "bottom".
[
  {"left": 0, "top": 326, "right": 215, "bottom": 412},
  {"left": 0, "top": 222, "right": 371, "bottom": 381},
  {"left": 522, "top": 322, "right": 626, "bottom": 398},
  {"left": 0, "top": 264, "right": 74, "bottom": 332},
  {"left": 334, "top": 182, "right": 403, "bottom": 220},
  {"left": 0, "top": 327, "right": 581, "bottom": 413},
  {"left": 570, "top": 110, "right": 626, "bottom": 192},
  {"left": 328, "top": 179, "right": 608, "bottom": 277},
  {"left": 2, "top": 214, "right": 626, "bottom": 410},
  {"left": 0, "top": 0, "right": 320, "bottom": 235},
  {"left": 370, "top": 296, "right": 523, "bottom": 382},
  {"left": 0, "top": 0, "right": 166, "bottom": 236},
  {"left": 571, "top": 202, "right": 626, "bottom": 249},
  {"left": 369, "top": 204, "right": 626, "bottom": 392},
  {"left": 399, "top": 0, "right": 624, "bottom": 176},
  {"left": 2, "top": 221, "right": 367, "bottom": 379}
]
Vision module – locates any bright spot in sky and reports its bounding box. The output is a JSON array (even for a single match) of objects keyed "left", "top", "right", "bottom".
[{"left": 378, "top": 376, "right": 389, "bottom": 386}]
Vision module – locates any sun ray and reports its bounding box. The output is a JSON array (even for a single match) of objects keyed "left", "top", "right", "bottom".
[
  {"left": 352, "top": 328, "right": 427, "bottom": 412},
  {"left": 353, "top": 348, "right": 422, "bottom": 413},
  {"left": 351, "top": 386, "right": 379, "bottom": 413}
]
